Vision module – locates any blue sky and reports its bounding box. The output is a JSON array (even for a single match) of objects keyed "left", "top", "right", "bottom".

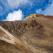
[
  {"left": 0, "top": 0, "right": 53, "bottom": 21},
  {"left": 36, "top": 0, "right": 53, "bottom": 16}
]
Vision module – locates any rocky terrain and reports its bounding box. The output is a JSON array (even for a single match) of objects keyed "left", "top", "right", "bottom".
[{"left": 0, "top": 14, "right": 53, "bottom": 53}]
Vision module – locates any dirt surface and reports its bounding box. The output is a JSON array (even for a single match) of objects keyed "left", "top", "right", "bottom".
[{"left": 0, "top": 14, "right": 53, "bottom": 53}]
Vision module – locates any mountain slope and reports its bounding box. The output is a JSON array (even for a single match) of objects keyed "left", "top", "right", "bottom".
[{"left": 0, "top": 14, "right": 53, "bottom": 53}]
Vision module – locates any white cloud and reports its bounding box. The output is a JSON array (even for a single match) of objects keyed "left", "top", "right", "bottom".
[
  {"left": 7, "top": 0, "right": 29, "bottom": 9},
  {"left": 4, "top": 9, "right": 23, "bottom": 21},
  {"left": 36, "top": 1, "right": 53, "bottom": 16},
  {"left": 43, "top": 1, "right": 53, "bottom": 16}
]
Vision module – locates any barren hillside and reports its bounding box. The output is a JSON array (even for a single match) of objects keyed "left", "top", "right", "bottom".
[{"left": 0, "top": 14, "right": 53, "bottom": 53}]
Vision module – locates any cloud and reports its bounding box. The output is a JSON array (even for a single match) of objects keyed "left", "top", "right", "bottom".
[
  {"left": 7, "top": 0, "right": 29, "bottom": 9},
  {"left": 4, "top": 9, "right": 23, "bottom": 21},
  {"left": 36, "top": 1, "right": 53, "bottom": 16},
  {"left": 43, "top": 1, "right": 53, "bottom": 16}
]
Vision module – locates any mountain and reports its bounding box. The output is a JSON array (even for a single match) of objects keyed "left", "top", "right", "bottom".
[{"left": 0, "top": 14, "right": 53, "bottom": 53}]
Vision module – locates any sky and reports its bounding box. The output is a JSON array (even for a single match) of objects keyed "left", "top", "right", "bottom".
[
  {"left": 42, "top": 1, "right": 53, "bottom": 16},
  {"left": 3, "top": 9, "right": 23, "bottom": 21},
  {"left": 0, "top": 0, "right": 53, "bottom": 21},
  {"left": 36, "top": 0, "right": 53, "bottom": 16}
]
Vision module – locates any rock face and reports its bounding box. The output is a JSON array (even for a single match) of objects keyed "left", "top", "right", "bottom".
[{"left": 0, "top": 14, "right": 53, "bottom": 53}]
